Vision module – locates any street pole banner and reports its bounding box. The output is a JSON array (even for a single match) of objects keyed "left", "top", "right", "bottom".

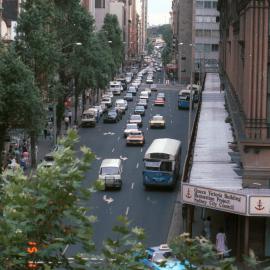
[{"left": 181, "top": 183, "right": 247, "bottom": 215}]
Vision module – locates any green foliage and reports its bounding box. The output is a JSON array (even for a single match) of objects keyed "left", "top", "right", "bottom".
[
  {"left": 102, "top": 14, "right": 124, "bottom": 73},
  {"left": 0, "top": 130, "right": 95, "bottom": 269},
  {"left": 0, "top": 46, "right": 43, "bottom": 170}
]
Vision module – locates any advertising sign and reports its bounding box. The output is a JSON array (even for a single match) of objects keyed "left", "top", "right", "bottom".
[{"left": 181, "top": 183, "right": 247, "bottom": 215}]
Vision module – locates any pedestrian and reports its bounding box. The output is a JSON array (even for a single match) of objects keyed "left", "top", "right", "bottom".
[
  {"left": 64, "top": 115, "right": 69, "bottom": 130},
  {"left": 68, "top": 110, "right": 72, "bottom": 125},
  {"left": 203, "top": 216, "right": 211, "bottom": 240},
  {"left": 216, "top": 228, "right": 228, "bottom": 258}
]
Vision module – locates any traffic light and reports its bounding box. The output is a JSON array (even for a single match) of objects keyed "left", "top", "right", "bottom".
[{"left": 172, "top": 36, "right": 177, "bottom": 49}]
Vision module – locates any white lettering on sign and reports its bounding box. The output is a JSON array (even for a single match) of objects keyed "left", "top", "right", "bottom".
[
  {"left": 249, "top": 196, "right": 270, "bottom": 216},
  {"left": 181, "top": 184, "right": 247, "bottom": 215}
]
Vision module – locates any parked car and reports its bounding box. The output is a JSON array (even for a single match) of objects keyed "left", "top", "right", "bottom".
[
  {"left": 144, "top": 87, "right": 151, "bottom": 96},
  {"left": 129, "top": 114, "right": 143, "bottom": 127},
  {"left": 126, "top": 130, "right": 145, "bottom": 146},
  {"left": 123, "top": 123, "right": 139, "bottom": 137},
  {"left": 101, "top": 97, "right": 112, "bottom": 108},
  {"left": 103, "top": 108, "right": 121, "bottom": 123},
  {"left": 124, "top": 92, "right": 133, "bottom": 101},
  {"left": 134, "top": 105, "right": 145, "bottom": 116},
  {"left": 81, "top": 108, "right": 97, "bottom": 127},
  {"left": 149, "top": 114, "right": 166, "bottom": 128}
]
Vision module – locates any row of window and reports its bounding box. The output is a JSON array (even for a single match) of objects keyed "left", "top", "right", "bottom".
[
  {"left": 196, "top": 15, "right": 218, "bottom": 23},
  {"left": 196, "top": 0, "right": 218, "bottom": 9},
  {"left": 196, "top": 29, "right": 220, "bottom": 38},
  {"left": 195, "top": 43, "right": 219, "bottom": 52}
]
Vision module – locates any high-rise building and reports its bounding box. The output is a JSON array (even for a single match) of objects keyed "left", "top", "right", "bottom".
[{"left": 172, "top": 0, "right": 220, "bottom": 84}]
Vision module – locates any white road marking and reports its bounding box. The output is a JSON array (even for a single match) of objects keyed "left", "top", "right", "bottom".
[
  {"left": 171, "top": 120, "right": 173, "bottom": 124},
  {"left": 131, "top": 182, "right": 135, "bottom": 189},
  {"left": 104, "top": 132, "right": 115, "bottom": 136},
  {"left": 146, "top": 127, "right": 149, "bottom": 131},
  {"left": 112, "top": 148, "right": 115, "bottom": 152},
  {"left": 103, "top": 195, "right": 114, "bottom": 204},
  {"left": 125, "top": 206, "right": 130, "bottom": 216},
  {"left": 136, "top": 162, "right": 139, "bottom": 169},
  {"left": 95, "top": 156, "right": 101, "bottom": 160},
  {"left": 118, "top": 136, "right": 120, "bottom": 141},
  {"left": 141, "top": 148, "right": 143, "bottom": 152},
  {"left": 120, "top": 155, "right": 128, "bottom": 161}
]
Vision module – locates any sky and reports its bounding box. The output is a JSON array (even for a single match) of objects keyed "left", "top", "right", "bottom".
[{"left": 148, "top": 0, "right": 171, "bottom": 26}]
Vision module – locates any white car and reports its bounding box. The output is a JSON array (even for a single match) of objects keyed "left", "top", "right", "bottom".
[
  {"left": 115, "top": 99, "right": 128, "bottom": 114},
  {"left": 149, "top": 114, "right": 166, "bottom": 128},
  {"left": 129, "top": 114, "right": 142, "bottom": 127},
  {"left": 94, "top": 105, "right": 104, "bottom": 116},
  {"left": 123, "top": 123, "right": 139, "bottom": 137},
  {"left": 101, "top": 97, "right": 112, "bottom": 108},
  {"left": 146, "top": 77, "right": 153, "bottom": 84}
]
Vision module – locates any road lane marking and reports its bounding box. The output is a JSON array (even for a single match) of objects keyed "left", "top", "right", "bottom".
[
  {"left": 125, "top": 206, "right": 130, "bottom": 216},
  {"left": 136, "top": 162, "right": 139, "bottom": 169},
  {"left": 118, "top": 136, "right": 120, "bottom": 141},
  {"left": 103, "top": 195, "right": 114, "bottom": 204},
  {"left": 171, "top": 120, "right": 173, "bottom": 124},
  {"left": 141, "top": 148, "right": 143, "bottom": 152},
  {"left": 131, "top": 182, "right": 135, "bottom": 189},
  {"left": 112, "top": 148, "right": 115, "bottom": 152}
]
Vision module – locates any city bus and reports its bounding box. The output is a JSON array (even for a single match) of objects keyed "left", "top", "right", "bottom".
[
  {"left": 178, "top": 89, "right": 193, "bottom": 109},
  {"left": 143, "top": 138, "right": 181, "bottom": 189}
]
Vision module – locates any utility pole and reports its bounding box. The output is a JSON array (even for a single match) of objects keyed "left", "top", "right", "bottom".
[
  {"left": 188, "top": 43, "right": 193, "bottom": 146},
  {"left": 0, "top": 0, "right": 3, "bottom": 40}
]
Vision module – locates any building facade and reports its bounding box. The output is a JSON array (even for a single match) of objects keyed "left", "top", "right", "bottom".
[
  {"left": 218, "top": 0, "right": 270, "bottom": 258},
  {"left": 171, "top": 0, "right": 220, "bottom": 84}
]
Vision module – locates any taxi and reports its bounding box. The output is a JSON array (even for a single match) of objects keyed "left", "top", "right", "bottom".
[
  {"left": 126, "top": 130, "right": 145, "bottom": 146},
  {"left": 154, "top": 98, "right": 165, "bottom": 106},
  {"left": 149, "top": 114, "right": 165, "bottom": 128}
]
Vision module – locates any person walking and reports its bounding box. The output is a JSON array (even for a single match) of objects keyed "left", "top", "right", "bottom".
[
  {"left": 216, "top": 228, "right": 228, "bottom": 258},
  {"left": 68, "top": 110, "right": 72, "bottom": 125},
  {"left": 64, "top": 115, "right": 69, "bottom": 130},
  {"left": 203, "top": 216, "right": 211, "bottom": 240}
]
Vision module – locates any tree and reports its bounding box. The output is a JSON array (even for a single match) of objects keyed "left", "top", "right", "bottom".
[
  {"left": 0, "top": 130, "right": 96, "bottom": 269},
  {"left": 15, "top": 0, "right": 61, "bottom": 167},
  {"left": 0, "top": 46, "right": 43, "bottom": 173},
  {"left": 102, "top": 14, "right": 124, "bottom": 75}
]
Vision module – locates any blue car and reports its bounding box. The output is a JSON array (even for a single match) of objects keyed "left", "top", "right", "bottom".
[{"left": 140, "top": 244, "right": 191, "bottom": 270}]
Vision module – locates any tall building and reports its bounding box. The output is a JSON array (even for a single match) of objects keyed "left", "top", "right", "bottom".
[
  {"left": 140, "top": 0, "right": 147, "bottom": 53},
  {"left": 129, "top": 0, "right": 138, "bottom": 59},
  {"left": 94, "top": 0, "right": 110, "bottom": 31},
  {"left": 172, "top": 0, "right": 220, "bottom": 84}
]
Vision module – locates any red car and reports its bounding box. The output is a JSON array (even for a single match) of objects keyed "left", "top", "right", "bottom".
[{"left": 154, "top": 97, "right": 165, "bottom": 106}]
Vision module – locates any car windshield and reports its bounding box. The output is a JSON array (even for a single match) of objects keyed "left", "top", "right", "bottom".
[
  {"left": 158, "top": 93, "right": 165, "bottom": 97},
  {"left": 135, "top": 106, "right": 144, "bottom": 110},
  {"left": 101, "top": 167, "right": 119, "bottom": 175},
  {"left": 153, "top": 116, "right": 163, "bottom": 120},
  {"left": 126, "top": 124, "right": 137, "bottom": 130},
  {"left": 126, "top": 93, "right": 132, "bottom": 97},
  {"left": 44, "top": 155, "right": 54, "bottom": 162}
]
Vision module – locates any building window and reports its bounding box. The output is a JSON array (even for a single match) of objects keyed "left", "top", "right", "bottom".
[
  {"left": 95, "top": 0, "right": 105, "bottom": 8},
  {"left": 204, "top": 1, "right": 212, "bottom": 8},
  {"left": 212, "top": 44, "right": 219, "bottom": 51},
  {"left": 212, "top": 1, "right": 218, "bottom": 9},
  {"left": 196, "top": 1, "right": 204, "bottom": 8}
]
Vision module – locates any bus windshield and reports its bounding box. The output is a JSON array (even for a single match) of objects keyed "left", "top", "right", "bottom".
[{"left": 144, "top": 160, "right": 173, "bottom": 172}]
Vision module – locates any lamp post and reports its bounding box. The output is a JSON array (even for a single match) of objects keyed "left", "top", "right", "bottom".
[{"left": 188, "top": 43, "right": 194, "bottom": 146}]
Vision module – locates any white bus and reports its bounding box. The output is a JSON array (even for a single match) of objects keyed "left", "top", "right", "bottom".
[
  {"left": 143, "top": 138, "right": 181, "bottom": 189},
  {"left": 109, "top": 81, "right": 123, "bottom": 95}
]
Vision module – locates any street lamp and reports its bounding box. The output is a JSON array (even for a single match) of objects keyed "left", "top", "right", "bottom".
[{"left": 188, "top": 43, "right": 194, "bottom": 146}]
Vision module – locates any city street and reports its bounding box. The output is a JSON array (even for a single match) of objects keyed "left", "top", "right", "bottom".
[{"left": 69, "top": 73, "right": 192, "bottom": 254}]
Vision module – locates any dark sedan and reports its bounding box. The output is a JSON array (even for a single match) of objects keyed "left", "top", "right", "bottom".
[{"left": 103, "top": 109, "right": 121, "bottom": 123}]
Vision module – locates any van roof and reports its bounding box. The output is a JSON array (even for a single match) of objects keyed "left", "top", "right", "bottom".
[{"left": 101, "top": 159, "right": 121, "bottom": 167}]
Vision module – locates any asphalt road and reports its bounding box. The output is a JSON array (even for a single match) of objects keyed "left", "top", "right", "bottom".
[{"left": 67, "top": 69, "right": 192, "bottom": 256}]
